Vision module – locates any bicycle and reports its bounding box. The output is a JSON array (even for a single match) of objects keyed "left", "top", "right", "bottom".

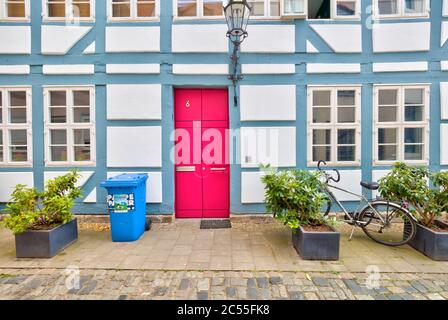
[{"left": 317, "top": 160, "right": 417, "bottom": 247}]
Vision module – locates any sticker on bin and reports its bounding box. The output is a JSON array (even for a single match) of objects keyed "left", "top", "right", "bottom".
[{"left": 107, "top": 194, "right": 135, "bottom": 213}]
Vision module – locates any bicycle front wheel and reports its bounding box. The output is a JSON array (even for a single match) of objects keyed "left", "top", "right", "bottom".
[{"left": 358, "top": 201, "right": 416, "bottom": 247}]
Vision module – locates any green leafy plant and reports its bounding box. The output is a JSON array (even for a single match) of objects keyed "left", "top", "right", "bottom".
[
  {"left": 378, "top": 162, "right": 448, "bottom": 228},
  {"left": 1, "top": 171, "right": 82, "bottom": 234},
  {"left": 261, "top": 168, "right": 336, "bottom": 230}
]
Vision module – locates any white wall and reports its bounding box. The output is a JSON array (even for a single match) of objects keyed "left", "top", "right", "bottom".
[
  {"left": 240, "top": 85, "right": 296, "bottom": 121},
  {"left": 172, "top": 24, "right": 228, "bottom": 53},
  {"left": 0, "top": 26, "right": 31, "bottom": 54},
  {"left": 241, "top": 171, "right": 266, "bottom": 204},
  {"left": 107, "top": 126, "right": 162, "bottom": 167},
  {"left": 372, "top": 22, "right": 430, "bottom": 53},
  {"left": 106, "top": 27, "right": 160, "bottom": 53},
  {"left": 310, "top": 24, "right": 362, "bottom": 53},
  {"left": 0, "top": 172, "right": 34, "bottom": 203},
  {"left": 107, "top": 84, "right": 162, "bottom": 120},
  {"left": 41, "top": 25, "right": 91, "bottom": 55},
  {"left": 241, "top": 25, "right": 295, "bottom": 53},
  {"left": 240, "top": 127, "right": 296, "bottom": 168},
  {"left": 107, "top": 172, "right": 162, "bottom": 203}
]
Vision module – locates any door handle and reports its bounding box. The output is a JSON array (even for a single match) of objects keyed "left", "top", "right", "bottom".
[
  {"left": 210, "top": 167, "right": 226, "bottom": 171},
  {"left": 176, "top": 166, "right": 195, "bottom": 172}
]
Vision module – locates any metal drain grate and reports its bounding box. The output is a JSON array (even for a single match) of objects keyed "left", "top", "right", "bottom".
[{"left": 200, "top": 219, "right": 232, "bottom": 229}]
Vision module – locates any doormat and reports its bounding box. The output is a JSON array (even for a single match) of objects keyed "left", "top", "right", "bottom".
[{"left": 200, "top": 219, "right": 232, "bottom": 229}]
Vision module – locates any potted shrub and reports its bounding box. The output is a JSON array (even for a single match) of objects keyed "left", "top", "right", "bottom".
[
  {"left": 1, "top": 171, "right": 82, "bottom": 258},
  {"left": 262, "top": 168, "right": 339, "bottom": 260},
  {"left": 379, "top": 163, "right": 448, "bottom": 261}
]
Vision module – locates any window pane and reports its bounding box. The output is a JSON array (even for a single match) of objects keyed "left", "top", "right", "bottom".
[
  {"left": 73, "top": 107, "right": 90, "bottom": 123},
  {"left": 50, "top": 107, "right": 66, "bottom": 123},
  {"left": 112, "top": 0, "right": 131, "bottom": 17},
  {"left": 405, "top": 0, "right": 425, "bottom": 14},
  {"left": 336, "top": 1, "right": 356, "bottom": 16},
  {"left": 51, "top": 146, "right": 67, "bottom": 162},
  {"left": 73, "top": 2, "right": 90, "bottom": 17},
  {"left": 137, "top": 0, "right": 156, "bottom": 17},
  {"left": 405, "top": 88, "right": 423, "bottom": 105},
  {"left": 48, "top": 0, "right": 66, "bottom": 17},
  {"left": 378, "top": 106, "right": 397, "bottom": 122},
  {"left": 203, "top": 0, "right": 222, "bottom": 16},
  {"left": 178, "top": 0, "right": 197, "bottom": 16},
  {"left": 378, "top": 145, "right": 397, "bottom": 161},
  {"left": 313, "top": 107, "right": 331, "bottom": 123},
  {"left": 378, "top": 128, "right": 397, "bottom": 144},
  {"left": 337, "top": 90, "right": 355, "bottom": 106},
  {"left": 338, "top": 107, "right": 355, "bottom": 123},
  {"left": 313, "top": 129, "right": 331, "bottom": 145},
  {"left": 10, "top": 129, "right": 27, "bottom": 145},
  {"left": 9, "top": 91, "right": 26, "bottom": 106},
  {"left": 338, "top": 146, "right": 355, "bottom": 161},
  {"left": 405, "top": 145, "right": 423, "bottom": 160},
  {"left": 74, "top": 129, "right": 90, "bottom": 145},
  {"left": 313, "top": 146, "right": 331, "bottom": 162},
  {"left": 405, "top": 106, "right": 424, "bottom": 121},
  {"left": 404, "top": 128, "right": 423, "bottom": 144},
  {"left": 73, "top": 90, "right": 90, "bottom": 106},
  {"left": 50, "top": 129, "right": 67, "bottom": 145},
  {"left": 74, "top": 146, "right": 91, "bottom": 161},
  {"left": 247, "top": 0, "right": 264, "bottom": 16},
  {"left": 270, "top": 0, "right": 280, "bottom": 16},
  {"left": 50, "top": 91, "right": 66, "bottom": 106},
  {"left": 378, "top": 89, "right": 397, "bottom": 105},
  {"left": 338, "top": 129, "right": 355, "bottom": 144},
  {"left": 378, "top": 0, "right": 398, "bottom": 14},
  {"left": 9, "top": 108, "right": 26, "bottom": 123},
  {"left": 11, "top": 146, "right": 27, "bottom": 162},
  {"left": 7, "top": 1, "right": 26, "bottom": 17},
  {"left": 313, "top": 91, "right": 331, "bottom": 106}
]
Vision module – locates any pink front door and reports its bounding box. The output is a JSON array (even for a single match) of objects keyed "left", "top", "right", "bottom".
[{"left": 174, "top": 89, "right": 230, "bottom": 219}]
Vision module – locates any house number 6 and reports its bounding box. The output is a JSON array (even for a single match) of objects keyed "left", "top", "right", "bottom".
[{"left": 186, "top": 100, "right": 190, "bottom": 108}]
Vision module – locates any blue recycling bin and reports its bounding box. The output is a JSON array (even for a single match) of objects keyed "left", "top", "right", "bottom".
[{"left": 100, "top": 173, "right": 148, "bottom": 242}]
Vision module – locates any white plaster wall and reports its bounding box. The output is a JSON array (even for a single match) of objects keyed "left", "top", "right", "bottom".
[
  {"left": 307, "top": 63, "right": 361, "bottom": 74},
  {"left": 107, "top": 172, "right": 162, "bottom": 203},
  {"left": 372, "top": 62, "right": 428, "bottom": 73},
  {"left": 172, "top": 24, "right": 228, "bottom": 53},
  {"left": 310, "top": 24, "right": 362, "bottom": 53},
  {"left": 440, "top": 82, "right": 448, "bottom": 120},
  {"left": 442, "top": 125, "right": 448, "bottom": 165},
  {"left": 41, "top": 25, "right": 92, "bottom": 55},
  {"left": 106, "top": 27, "right": 160, "bottom": 53},
  {"left": 241, "top": 25, "right": 295, "bottom": 53},
  {"left": 241, "top": 171, "right": 266, "bottom": 204},
  {"left": 107, "top": 126, "right": 162, "bottom": 168},
  {"left": 240, "top": 85, "right": 296, "bottom": 121},
  {"left": 0, "top": 26, "right": 31, "bottom": 54},
  {"left": 107, "top": 84, "right": 162, "bottom": 120},
  {"left": 327, "top": 170, "right": 362, "bottom": 202},
  {"left": 372, "top": 22, "right": 430, "bottom": 53},
  {"left": 0, "top": 172, "right": 34, "bottom": 203},
  {"left": 172, "top": 64, "right": 228, "bottom": 75},
  {"left": 106, "top": 64, "right": 160, "bottom": 74},
  {"left": 44, "top": 171, "right": 94, "bottom": 188},
  {"left": 242, "top": 64, "right": 295, "bottom": 74},
  {"left": 240, "top": 127, "right": 296, "bottom": 168}
]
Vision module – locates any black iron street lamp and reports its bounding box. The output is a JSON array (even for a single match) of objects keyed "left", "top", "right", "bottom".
[{"left": 223, "top": 0, "right": 251, "bottom": 106}]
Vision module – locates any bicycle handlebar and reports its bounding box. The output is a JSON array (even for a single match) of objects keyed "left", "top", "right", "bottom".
[{"left": 317, "top": 160, "right": 341, "bottom": 183}]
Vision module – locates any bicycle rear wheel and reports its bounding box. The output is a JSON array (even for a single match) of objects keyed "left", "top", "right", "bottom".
[{"left": 358, "top": 201, "right": 416, "bottom": 247}]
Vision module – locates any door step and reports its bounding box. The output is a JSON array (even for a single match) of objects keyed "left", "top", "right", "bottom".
[{"left": 200, "top": 219, "right": 232, "bottom": 230}]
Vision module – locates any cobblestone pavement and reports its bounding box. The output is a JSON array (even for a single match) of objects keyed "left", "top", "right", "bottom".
[{"left": 0, "top": 269, "right": 447, "bottom": 300}]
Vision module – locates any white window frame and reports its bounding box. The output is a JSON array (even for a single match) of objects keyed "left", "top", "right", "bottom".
[
  {"left": 373, "top": 0, "right": 429, "bottom": 19},
  {"left": 174, "top": 0, "right": 227, "bottom": 20},
  {"left": 43, "top": 86, "right": 96, "bottom": 167},
  {"left": 0, "top": 86, "right": 33, "bottom": 167},
  {"left": 373, "top": 84, "right": 430, "bottom": 166},
  {"left": 307, "top": 85, "right": 362, "bottom": 167},
  {"left": 42, "top": 0, "right": 96, "bottom": 22},
  {"left": 108, "top": 0, "right": 160, "bottom": 22},
  {"left": 0, "top": 0, "right": 30, "bottom": 21}
]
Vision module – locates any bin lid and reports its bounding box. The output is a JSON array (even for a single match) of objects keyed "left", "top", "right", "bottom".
[{"left": 100, "top": 173, "right": 148, "bottom": 188}]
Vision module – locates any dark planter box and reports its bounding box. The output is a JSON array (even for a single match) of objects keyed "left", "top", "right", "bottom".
[
  {"left": 408, "top": 220, "right": 448, "bottom": 261},
  {"left": 292, "top": 226, "right": 340, "bottom": 261},
  {"left": 15, "top": 219, "right": 78, "bottom": 259}
]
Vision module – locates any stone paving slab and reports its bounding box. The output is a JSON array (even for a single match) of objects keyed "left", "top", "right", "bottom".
[
  {"left": 0, "top": 219, "right": 447, "bottom": 274},
  {"left": 0, "top": 269, "right": 446, "bottom": 300}
]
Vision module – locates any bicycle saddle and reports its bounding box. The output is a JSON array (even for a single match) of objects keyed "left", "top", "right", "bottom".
[{"left": 360, "top": 181, "right": 379, "bottom": 190}]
